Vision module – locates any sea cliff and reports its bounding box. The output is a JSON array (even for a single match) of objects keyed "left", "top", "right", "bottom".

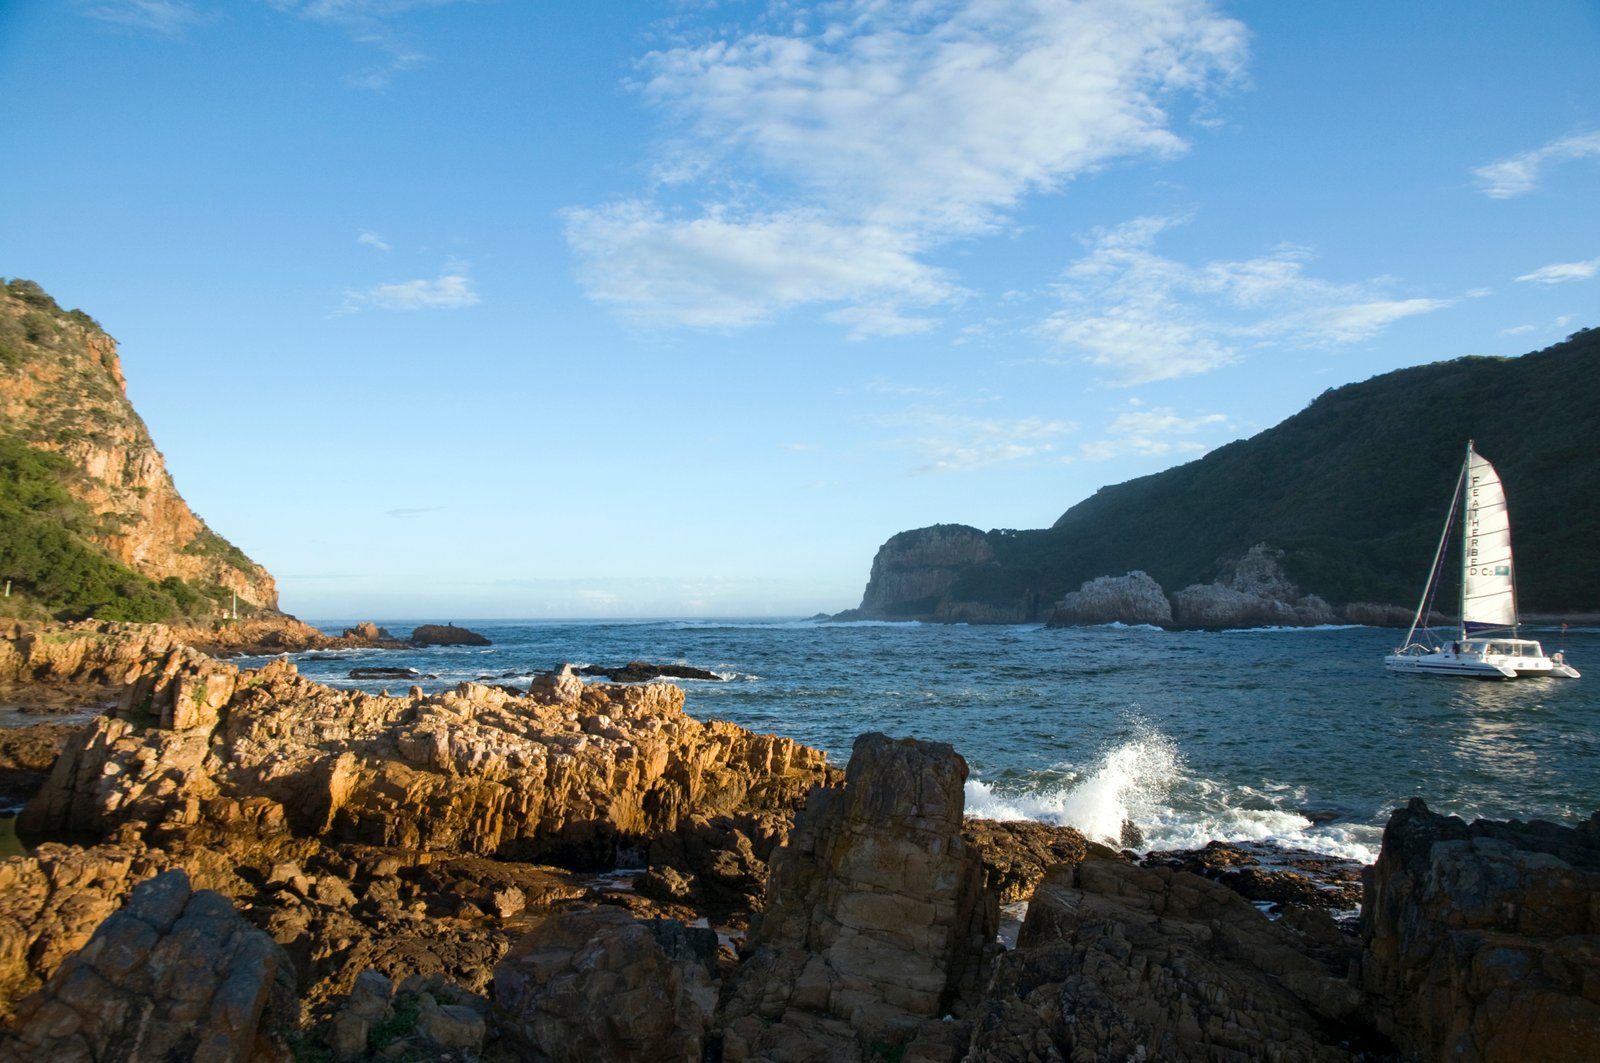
[{"left": 0, "top": 620, "right": 1594, "bottom": 1061}]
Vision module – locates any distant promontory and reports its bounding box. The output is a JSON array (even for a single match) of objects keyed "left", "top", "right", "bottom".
[{"left": 837, "top": 328, "right": 1600, "bottom": 626}]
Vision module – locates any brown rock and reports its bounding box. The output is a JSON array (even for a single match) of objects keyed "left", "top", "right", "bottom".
[
  {"left": 0, "top": 868, "right": 297, "bottom": 1062},
  {"left": 1359, "top": 798, "right": 1600, "bottom": 1062},
  {"left": 966, "top": 856, "right": 1368, "bottom": 1062},
  {"left": 719, "top": 733, "right": 997, "bottom": 1061},
  {"left": 494, "top": 906, "right": 718, "bottom": 1062}
]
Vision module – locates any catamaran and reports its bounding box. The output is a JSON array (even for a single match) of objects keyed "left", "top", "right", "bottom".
[{"left": 1384, "top": 441, "right": 1580, "bottom": 679}]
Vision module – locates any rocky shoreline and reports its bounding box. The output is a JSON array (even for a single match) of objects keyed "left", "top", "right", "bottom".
[{"left": 0, "top": 618, "right": 1595, "bottom": 1060}]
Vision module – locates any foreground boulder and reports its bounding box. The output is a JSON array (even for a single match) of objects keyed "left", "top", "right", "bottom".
[
  {"left": 967, "top": 856, "right": 1368, "bottom": 1061},
  {"left": 719, "top": 732, "right": 996, "bottom": 1061},
  {"left": 1359, "top": 798, "right": 1600, "bottom": 1062},
  {"left": 0, "top": 868, "right": 297, "bottom": 1062}
]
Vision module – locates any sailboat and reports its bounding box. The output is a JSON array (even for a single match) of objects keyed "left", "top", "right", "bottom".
[{"left": 1384, "top": 441, "right": 1580, "bottom": 679}]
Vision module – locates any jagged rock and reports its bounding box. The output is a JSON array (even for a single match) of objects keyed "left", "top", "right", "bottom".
[
  {"left": 1358, "top": 798, "right": 1600, "bottom": 1062},
  {"left": 1142, "top": 840, "right": 1365, "bottom": 915},
  {"left": 22, "top": 651, "right": 838, "bottom": 870},
  {"left": 1046, "top": 570, "right": 1173, "bottom": 627},
  {"left": 0, "top": 868, "right": 297, "bottom": 1062},
  {"left": 719, "top": 733, "right": 997, "bottom": 1061},
  {"left": 962, "top": 818, "right": 1096, "bottom": 905},
  {"left": 341, "top": 622, "right": 394, "bottom": 642},
  {"left": 0, "top": 723, "right": 81, "bottom": 810},
  {"left": 494, "top": 906, "right": 719, "bottom": 1062},
  {"left": 965, "top": 856, "right": 1369, "bottom": 1061},
  {"left": 408, "top": 624, "right": 491, "bottom": 647},
  {"left": 1171, "top": 543, "right": 1337, "bottom": 628},
  {"left": 528, "top": 663, "right": 585, "bottom": 705}
]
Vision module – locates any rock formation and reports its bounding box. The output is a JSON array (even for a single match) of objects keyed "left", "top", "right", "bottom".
[
  {"left": 719, "top": 732, "right": 996, "bottom": 1061},
  {"left": 1359, "top": 798, "right": 1600, "bottom": 1062},
  {"left": 408, "top": 623, "right": 491, "bottom": 647},
  {"left": 1047, "top": 570, "right": 1173, "bottom": 627},
  {"left": 0, "top": 868, "right": 297, "bottom": 1061},
  {"left": 967, "top": 855, "right": 1368, "bottom": 1061},
  {"left": 1170, "top": 543, "right": 1336, "bottom": 628},
  {"left": 835, "top": 524, "right": 1019, "bottom": 622}
]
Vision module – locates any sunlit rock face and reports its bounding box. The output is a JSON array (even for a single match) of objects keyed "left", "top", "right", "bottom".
[{"left": 842, "top": 524, "right": 998, "bottom": 620}]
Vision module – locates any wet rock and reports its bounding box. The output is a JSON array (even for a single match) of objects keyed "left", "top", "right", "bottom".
[
  {"left": 408, "top": 624, "right": 490, "bottom": 647},
  {"left": 577, "top": 661, "right": 723, "bottom": 683}
]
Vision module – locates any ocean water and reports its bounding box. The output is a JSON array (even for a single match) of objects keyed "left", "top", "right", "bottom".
[{"left": 241, "top": 619, "right": 1600, "bottom": 866}]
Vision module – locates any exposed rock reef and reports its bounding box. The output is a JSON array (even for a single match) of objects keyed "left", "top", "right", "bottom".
[
  {"left": 1047, "top": 569, "right": 1173, "bottom": 627},
  {"left": 0, "top": 620, "right": 1594, "bottom": 1062}
]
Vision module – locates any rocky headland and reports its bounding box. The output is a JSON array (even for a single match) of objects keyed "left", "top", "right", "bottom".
[{"left": 0, "top": 619, "right": 1594, "bottom": 1061}]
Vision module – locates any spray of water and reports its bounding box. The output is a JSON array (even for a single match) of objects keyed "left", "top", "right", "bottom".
[{"left": 966, "top": 720, "right": 1182, "bottom": 846}]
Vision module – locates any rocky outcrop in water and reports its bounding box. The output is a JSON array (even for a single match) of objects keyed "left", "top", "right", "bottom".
[
  {"left": 1358, "top": 798, "right": 1600, "bottom": 1062},
  {"left": 408, "top": 623, "right": 491, "bottom": 647},
  {"left": 1170, "top": 543, "right": 1337, "bottom": 628},
  {"left": 1047, "top": 570, "right": 1173, "bottom": 627}
]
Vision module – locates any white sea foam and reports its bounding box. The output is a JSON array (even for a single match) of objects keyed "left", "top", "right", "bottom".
[{"left": 964, "top": 722, "right": 1382, "bottom": 864}]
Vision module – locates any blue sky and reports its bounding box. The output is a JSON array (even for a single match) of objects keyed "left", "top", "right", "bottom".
[{"left": 3, "top": 0, "right": 1596, "bottom": 619}]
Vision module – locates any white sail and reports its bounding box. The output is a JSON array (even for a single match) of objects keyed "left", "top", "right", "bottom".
[{"left": 1460, "top": 445, "right": 1516, "bottom": 633}]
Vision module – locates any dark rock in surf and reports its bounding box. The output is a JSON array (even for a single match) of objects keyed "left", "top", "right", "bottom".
[
  {"left": 408, "top": 623, "right": 491, "bottom": 647},
  {"left": 577, "top": 661, "right": 723, "bottom": 683}
]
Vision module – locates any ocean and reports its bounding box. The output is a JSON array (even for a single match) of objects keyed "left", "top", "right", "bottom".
[{"left": 244, "top": 619, "right": 1600, "bottom": 867}]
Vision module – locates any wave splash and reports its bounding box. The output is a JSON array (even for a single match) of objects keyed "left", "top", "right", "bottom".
[
  {"left": 966, "top": 722, "right": 1182, "bottom": 847},
  {"left": 965, "top": 721, "right": 1381, "bottom": 863}
]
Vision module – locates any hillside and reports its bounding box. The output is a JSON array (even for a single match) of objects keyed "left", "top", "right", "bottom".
[
  {"left": 0, "top": 278, "right": 278, "bottom": 621},
  {"left": 845, "top": 328, "right": 1600, "bottom": 623}
]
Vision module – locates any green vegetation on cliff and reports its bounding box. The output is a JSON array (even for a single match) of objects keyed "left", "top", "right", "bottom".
[
  {"left": 0, "top": 278, "right": 273, "bottom": 621},
  {"left": 885, "top": 329, "right": 1600, "bottom": 618}
]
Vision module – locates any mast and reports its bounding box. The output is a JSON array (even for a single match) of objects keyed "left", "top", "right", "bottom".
[
  {"left": 1459, "top": 440, "right": 1473, "bottom": 639},
  {"left": 1399, "top": 447, "right": 1467, "bottom": 651}
]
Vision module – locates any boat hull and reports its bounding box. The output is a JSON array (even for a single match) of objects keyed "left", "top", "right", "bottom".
[{"left": 1384, "top": 643, "right": 1581, "bottom": 680}]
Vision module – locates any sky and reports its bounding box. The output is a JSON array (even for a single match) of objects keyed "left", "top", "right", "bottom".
[{"left": 2, "top": 0, "right": 1597, "bottom": 620}]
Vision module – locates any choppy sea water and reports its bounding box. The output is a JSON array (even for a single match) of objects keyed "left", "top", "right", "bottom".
[{"left": 240, "top": 619, "right": 1600, "bottom": 866}]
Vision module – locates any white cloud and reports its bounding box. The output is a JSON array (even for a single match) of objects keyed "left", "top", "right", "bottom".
[
  {"left": 342, "top": 264, "right": 479, "bottom": 311},
  {"left": 1039, "top": 215, "right": 1452, "bottom": 385},
  {"left": 1077, "top": 406, "right": 1225, "bottom": 460},
  {"left": 267, "top": 0, "right": 469, "bottom": 87},
  {"left": 563, "top": 201, "right": 958, "bottom": 329},
  {"left": 1474, "top": 131, "right": 1600, "bottom": 199},
  {"left": 568, "top": 0, "right": 1247, "bottom": 332},
  {"left": 78, "top": 0, "right": 203, "bottom": 35},
  {"left": 357, "top": 230, "right": 392, "bottom": 252},
  {"left": 1515, "top": 257, "right": 1600, "bottom": 285},
  {"left": 890, "top": 412, "right": 1077, "bottom": 473}
]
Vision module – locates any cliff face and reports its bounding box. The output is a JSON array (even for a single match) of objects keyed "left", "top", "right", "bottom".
[
  {"left": 0, "top": 279, "right": 277, "bottom": 616},
  {"left": 838, "top": 525, "right": 998, "bottom": 620}
]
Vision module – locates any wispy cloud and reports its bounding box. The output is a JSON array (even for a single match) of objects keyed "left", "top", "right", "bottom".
[
  {"left": 1515, "top": 256, "right": 1600, "bottom": 285},
  {"left": 1474, "top": 131, "right": 1600, "bottom": 199},
  {"left": 567, "top": 0, "right": 1247, "bottom": 333},
  {"left": 1038, "top": 215, "right": 1452, "bottom": 385},
  {"left": 77, "top": 0, "right": 205, "bottom": 35},
  {"left": 342, "top": 263, "right": 479, "bottom": 312},
  {"left": 889, "top": 412, "right": 1077, "bottom": 474},
  {"left": 267, "top": 0, "right": 472, "bottom": 88},
  {"left": 357, "top": 230, "right": 392, "bottom": 252},
  {"left": 1077, "top": 405, "right": 1226, "bottom": 460}
]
